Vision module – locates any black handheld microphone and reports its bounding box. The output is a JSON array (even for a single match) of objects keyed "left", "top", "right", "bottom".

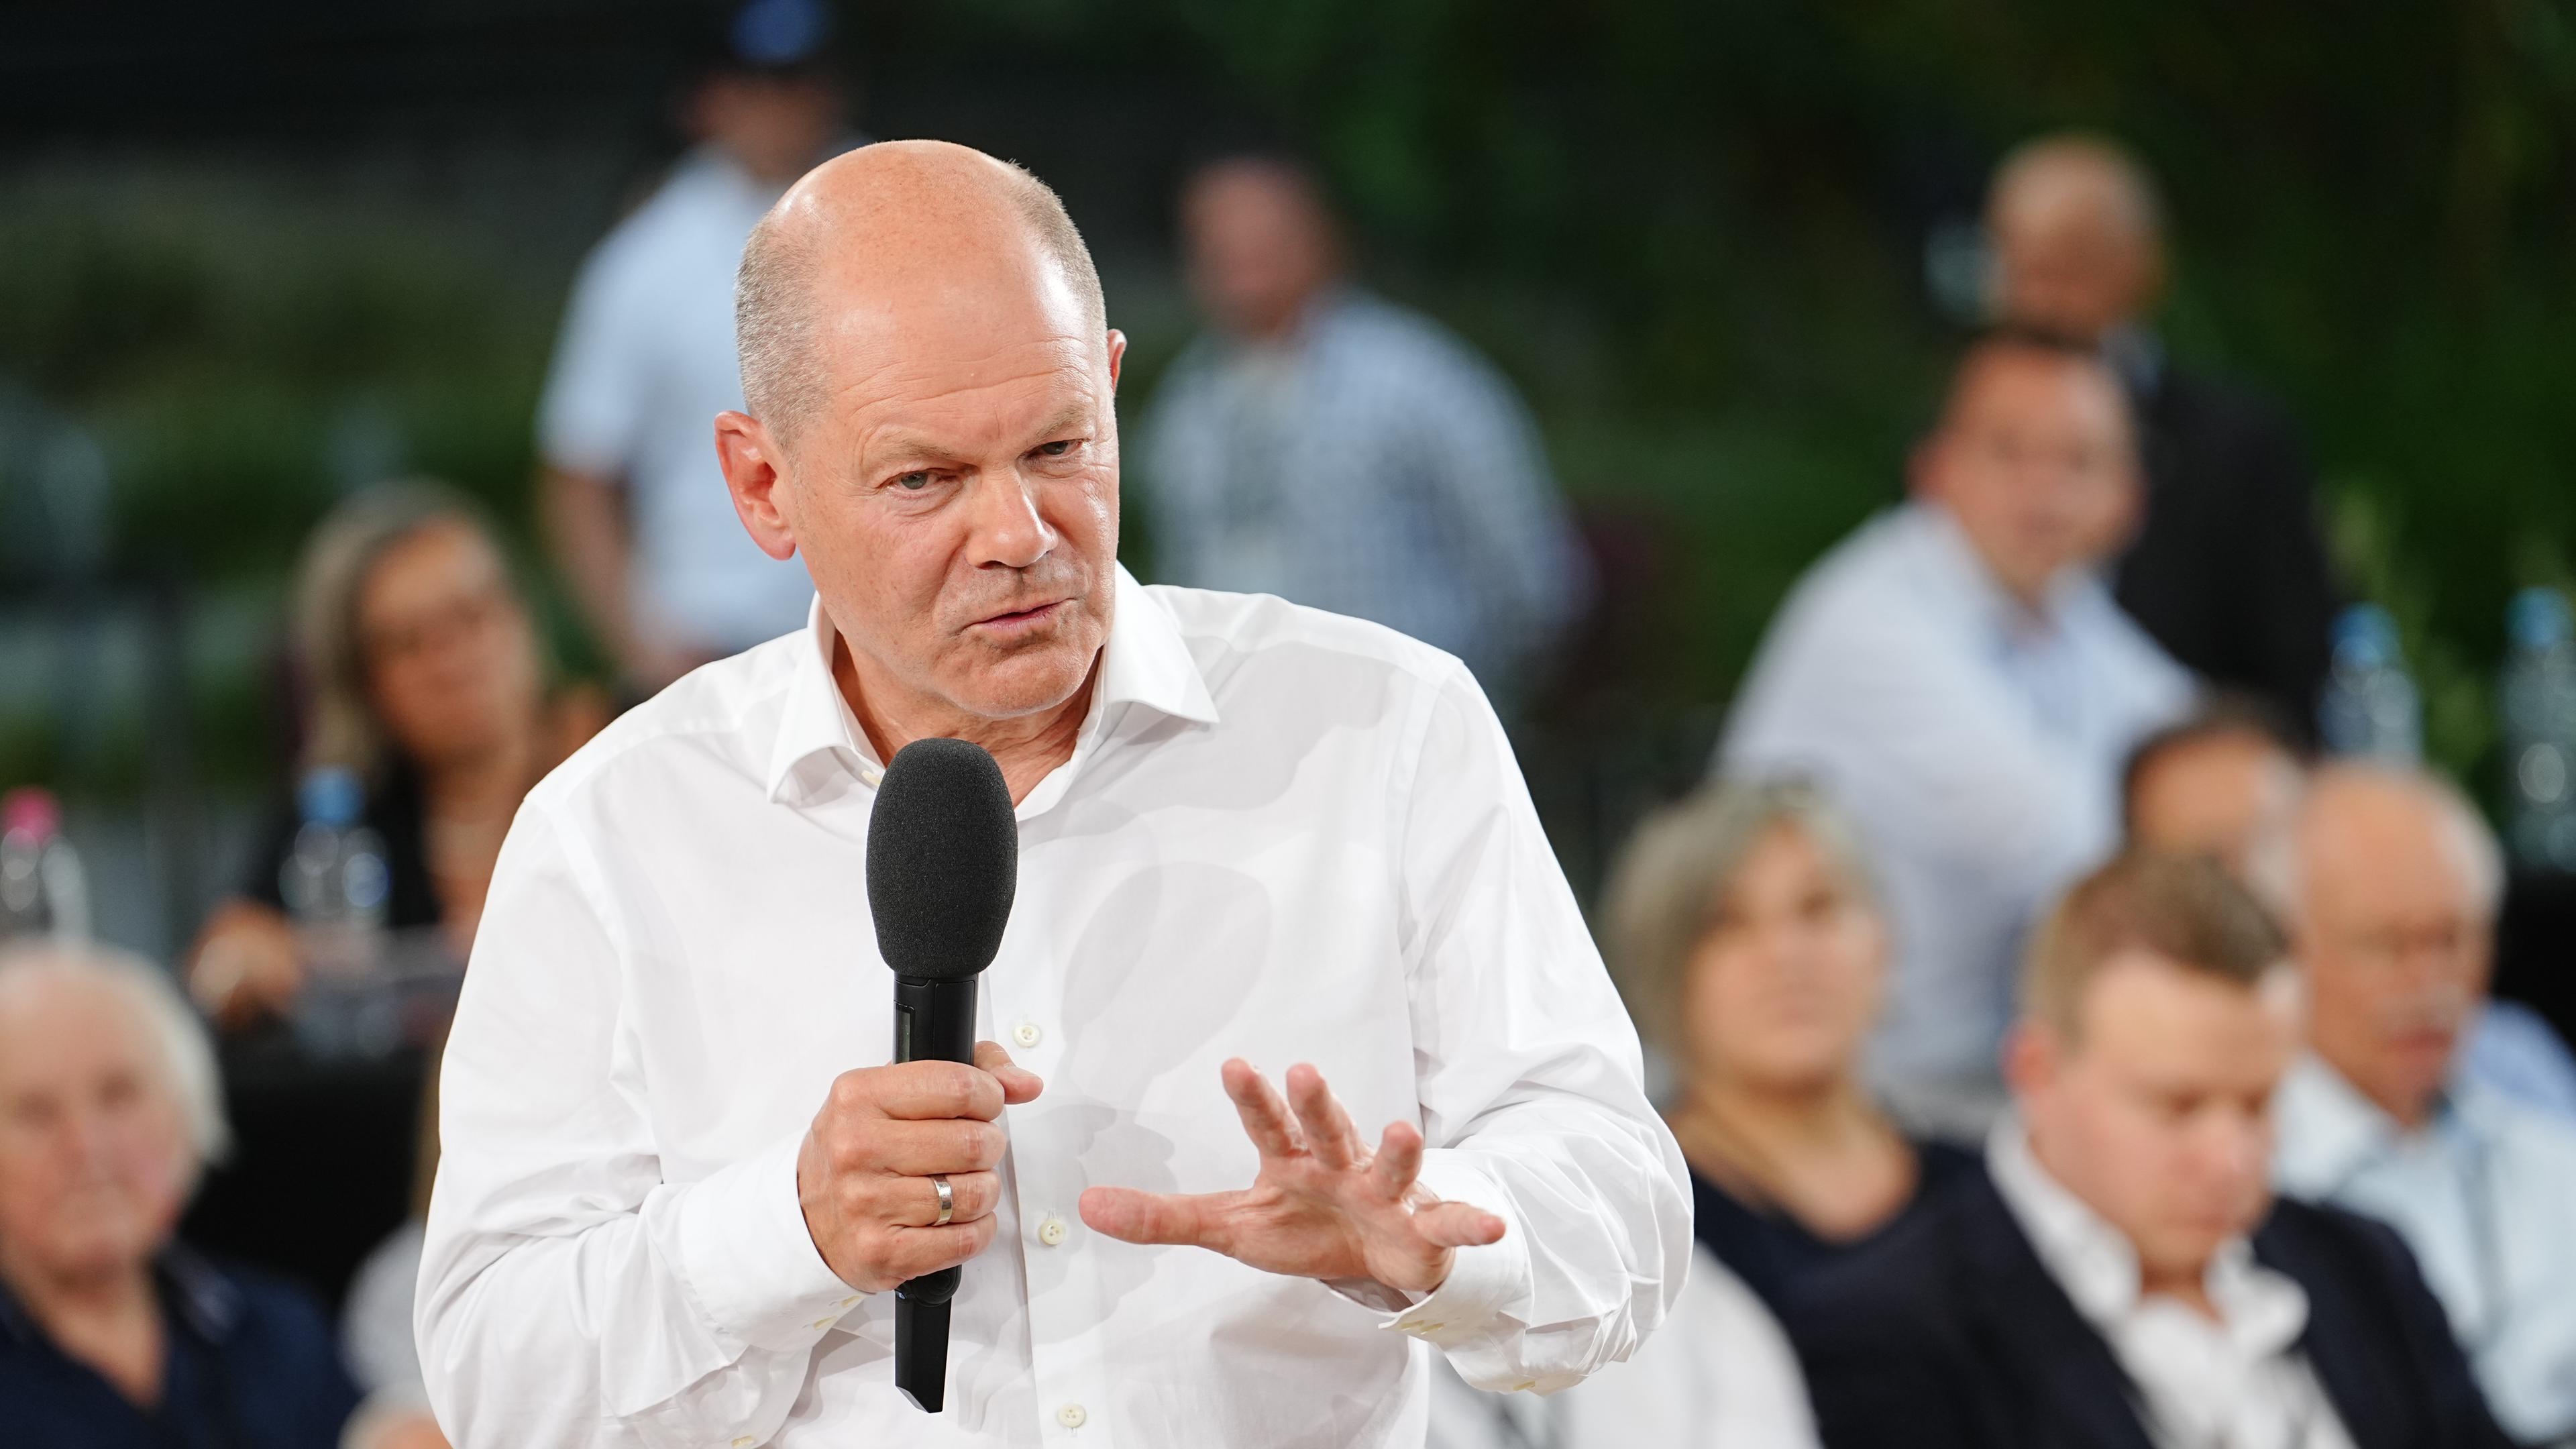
[{"left": 866, "top": 737, "right": 1018, "bottom": 1415}]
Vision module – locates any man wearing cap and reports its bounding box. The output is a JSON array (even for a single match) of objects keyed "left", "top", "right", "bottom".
[{"left": 537, "top": 0, "right": 856, "bottom": 693}]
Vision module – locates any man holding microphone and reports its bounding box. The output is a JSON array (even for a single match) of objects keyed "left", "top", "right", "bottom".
[{"left": 415, "top": 140, "right": 1688, "bottom": 1447}]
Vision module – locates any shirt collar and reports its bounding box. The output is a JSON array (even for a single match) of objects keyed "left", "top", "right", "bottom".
[
  {"left": 1986, "top": 1116, "right": 2304, "bottom": 1352},
  {"left": 1904, "top": 501, "right": 2097, "bottom": 645},
  {"left": 765, "top": 566, "right": 1219, "bottom": 807},
  {"left": 2273, "top": 1051, "right": 2489, "bottom": 1191},
  {"left": 0, "top": 1247, "right": 242, "bottom": 1350}
]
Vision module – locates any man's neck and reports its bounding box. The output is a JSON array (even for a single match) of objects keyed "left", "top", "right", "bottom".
[{"left": 835, "top": 641, "right": 1097, "bottom": 806}]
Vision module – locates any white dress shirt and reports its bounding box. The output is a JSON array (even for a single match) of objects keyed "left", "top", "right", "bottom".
[
  {"left": 417, "top": 569, "right": 1690, "bottom": 1449},
  {"left": 1988, "top": 1122, "right": 2355, "bottom": 1449},
  {"left": 537, "top": 144, "right": 824, "bottom": 655},
  {"left": 1721, "top": 505, "right": 2192, "bottom": 1128},
  {"left": 2273, "top": 1053, "right": 2576, "bottom": 1444},
  {"left": 1426, "top": 1245, "right": 1818, "bottom": 1449}
]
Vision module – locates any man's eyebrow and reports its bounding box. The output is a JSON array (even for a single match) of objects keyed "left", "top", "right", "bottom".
[
  {"left": 861, "top": 432, "right": 964, "bottom": 472},
  {"left": 1024, "top": 401, "right": 1095, "bottom": 443}
]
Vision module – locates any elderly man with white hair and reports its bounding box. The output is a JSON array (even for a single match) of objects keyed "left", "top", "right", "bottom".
[
  {"left": 2272, "top": 763, "right": 2576, "bottom": 1447},
  {"left": 0, "top": 941, "right": 360, "bottom": 1447}
]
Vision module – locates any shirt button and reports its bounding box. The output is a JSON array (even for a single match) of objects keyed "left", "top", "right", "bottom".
[
  {"left": 809, "top": 1316, "right": 835, "bottom": 1330},
  {"left": 1057, "top": 1403, "right": 1087, "bottom": 1429},
  {"left": 732, "top": 1438, "right": 757, "bottom": 1448},
  {"left": 1013, "top": 1021, "right": 1043, "bottom": 1048},
  {"left": 839, "top": 1295, "right": 861, "bottom": 1307},
  {"left": 1037, "top": 1216, "right": 1069, "bottom": 1246}
]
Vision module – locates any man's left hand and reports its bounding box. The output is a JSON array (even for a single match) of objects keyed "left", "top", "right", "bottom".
[{"left": 1078, "top": 1059, "right": 1505, "bottom": 1297}]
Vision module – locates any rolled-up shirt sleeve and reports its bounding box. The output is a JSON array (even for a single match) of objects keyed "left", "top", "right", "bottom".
[
  {"left": 416, "top": 800, "right": 855, "bottom": 1449},
  {"left": 1388, "top": 660, "right": 1693, "bottom": 1392}
]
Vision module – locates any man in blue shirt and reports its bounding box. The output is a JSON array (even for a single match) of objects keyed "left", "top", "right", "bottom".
[
  {"left": 1721, "top": 329, "right": 2192, "bottom": 1135},
  {"left": 1141, "top": 154, "right": 1591, "bottom": 708},
  {"left": 2273, "top": 763, "right": 2576, "bottom": 1446}
]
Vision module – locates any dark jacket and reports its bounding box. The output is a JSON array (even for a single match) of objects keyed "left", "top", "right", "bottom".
[
  {"left": 0, "top": 1247, "right": 360, "bottom": 1449},
  {"left": 2113, "top": 364, "right": 2337, "bottom": 741},
  {"left": 1782, "top": 1164, "right": 2512, "bottom": 1449}
]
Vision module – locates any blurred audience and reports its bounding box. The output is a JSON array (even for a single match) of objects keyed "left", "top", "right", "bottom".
[
  {"left": 2119, "top": 694, "right": 2308, "bottom": 890},
  {"left": 2123, "top": 708, "right": 2576, "bottom": 1120},
  {"left": 538, "top": 0, "right": 849, "bottom": 692},
  {"left": 2272, "top": 764, "right": 2576, "bottom": 1446},
  {"left": 1787, "top": 851, "right": 2510, "bottom": 1449},
  {"left": 335, "top": 1046, "right": 445, "bottom": 1449},
  {"left": 1141, "top": 152, "right": 1589, "bottom": 706},
  {"left": 1605, "top": 779, "right": 1976, "bottom": 1310},
  {"left": 1988, "top": 133, "right": 2337, "bottom": 737},
  {"left": 1722, "top": 329, "right": 2191, "bottom": 1134},
  {"left": 0, "top": 941, "right": 358, "bottom": 1446},
  {"left": 189, "top": 482, "right": 602, "bottom": 1030}
]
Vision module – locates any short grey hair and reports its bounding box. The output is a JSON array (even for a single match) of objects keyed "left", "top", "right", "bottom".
[
  {"left": 2286, "top": 760, "right": 2506, "bottom": 918},
  {"left": 1601, "top": 775, "right": 1882, "bottom": 1060},
  {"left": 735, "top": 158, "right": 1106, "bottom": 443},
  {"left": 0, "top": 940, "right": 230, "bottom": 1176}
]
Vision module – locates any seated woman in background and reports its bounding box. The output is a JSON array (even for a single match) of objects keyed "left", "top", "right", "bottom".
[
  {"left": 1604, "top": 775, "right": 1974, "bottom": 1316},
  {"left": 0, "top": 941, "right": 358, "bottom": 1446},
  {"left": 189, "top": 480, "right": 605, "bottom": 1028}
]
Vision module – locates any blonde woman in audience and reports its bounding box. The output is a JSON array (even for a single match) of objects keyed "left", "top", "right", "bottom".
[
  {"left": 188, "top": 480, "right": 606, "bottom": 1029},
  {"left": 1436, "top": 776, "right": 1962, "bottom": 1448},
  {"left": 1611, "top": 775, "right": 1976, "bottom": 1313}
]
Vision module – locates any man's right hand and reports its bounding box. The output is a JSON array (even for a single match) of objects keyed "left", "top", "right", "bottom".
[{"left": 796, "top": 1040, "right": 1042, "bottom": 1294}]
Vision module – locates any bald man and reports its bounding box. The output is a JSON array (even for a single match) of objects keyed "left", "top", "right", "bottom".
[
  {"left": 2271, "top": 764, "right": 2576, "bottom": 1445},
  {"left": 417, "top": 142, "right": 1688, "bottom": 1448},
  {"left": 1988, "top": 135, "right": 2337, "bottom": 737}
]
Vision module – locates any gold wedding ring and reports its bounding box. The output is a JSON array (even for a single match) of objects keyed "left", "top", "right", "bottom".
[{"left": 930, "top": 1173, "right": 955, "bottom": 1227}]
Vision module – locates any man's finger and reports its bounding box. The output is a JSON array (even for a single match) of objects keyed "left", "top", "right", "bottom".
[
  {"left": 892, "top": 1168, "right": 1002, "bottom": 1228},
  {"left": 1412, "top": 1200, "right": 1507, "bottom": 1250},
  {"left": 1220, "top": 1059, "right": 1303, "bottom": 1159},
  {"left": 1370, "top": 1120, "right": 1424, "bottom": 1199},
  {"left": 1285, "top": 1063, "right": 1363, "bottom": 1171},
  {"left": 973, "top": 1039, "right": 1046, "bottom": 1106},
  {"left": 1078, "top": 1185, "right": 1230, "bottom": 1248},
  {"left": 861, "top": 1118, "right": 1009, "bottom": 1177},
  {"left": 883, "top": 1217, "right": 1000, "bottom": 1283},
  {"left": 861, "top": 1060, "right": 1008, "bottom": 1122}
]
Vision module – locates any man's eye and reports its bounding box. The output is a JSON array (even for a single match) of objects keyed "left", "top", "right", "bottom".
[
  {"left": 894, "top": 472, "right": 933, "bottom": 491},
  {"left": 1037, "top": 440, "right": 1078, "bottom": 458}
]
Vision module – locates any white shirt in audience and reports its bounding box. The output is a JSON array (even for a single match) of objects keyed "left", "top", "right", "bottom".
[
  {"left": 1989, "top": 1120, "right": 2357, "bottom": 1449},
  {"left": 2273, "top": 1053, "right": 2576, "bottom": 1446},
  {"left": 1721, "top": 504, "right": 2191, "bottom": 1131},
  {"left": 1427, "top": 1246, "right": 1819, "bottom": 1449}
]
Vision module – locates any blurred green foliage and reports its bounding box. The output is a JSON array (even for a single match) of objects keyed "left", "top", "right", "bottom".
[{"left": 3, "top": 0, "right": 2573, "bottom": 801}]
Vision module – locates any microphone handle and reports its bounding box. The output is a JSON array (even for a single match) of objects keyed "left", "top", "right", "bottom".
[{"left": 892, "top": 975, "right": 978, "bottom": 1413}]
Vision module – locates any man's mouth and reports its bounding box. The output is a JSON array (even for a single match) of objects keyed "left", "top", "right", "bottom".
[{"left": 971, "top": 599, "right": 1069, "bottom": 633}]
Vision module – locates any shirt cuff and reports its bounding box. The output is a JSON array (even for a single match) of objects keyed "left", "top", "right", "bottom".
[
  {"left": 667, "top": 1130, "right": 863, "bottom": 1352},
  {"left": 1378, "top": 1155, "right": 1527, "bottom": 1349}
]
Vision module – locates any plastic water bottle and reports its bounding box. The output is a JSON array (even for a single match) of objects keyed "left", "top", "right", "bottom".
[
  {"left": 281, "top": 767, "right": 394, "bottom": 1055},
  {"left": 0, "top": 788, "right": 89, "bottom": 944},
  {"left": 2501, "top": 587, "right": 2576, "bottom": 871},
  {"left": 2319, "top": 603, "right": 2422, "bottom": 761}
]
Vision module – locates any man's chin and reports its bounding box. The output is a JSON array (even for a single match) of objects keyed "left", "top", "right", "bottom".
[{"left": 945, "top": 644, "right": 1100, "bottom": 722}]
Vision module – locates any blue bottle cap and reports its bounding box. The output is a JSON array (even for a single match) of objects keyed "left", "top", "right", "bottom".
[
  {"left": 2508, "top": 587, "right": 2572, "bottom": 652},
  {"left": 2332, "top": 602, "right": 2401, "bottom": 669},
  {"left": 297, "top": 767, "right": 364, "bottom": 829}
]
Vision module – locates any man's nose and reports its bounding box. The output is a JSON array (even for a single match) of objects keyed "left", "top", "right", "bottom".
[{"left": 967, "top": 469, "right": 1057, "bottom": 571}]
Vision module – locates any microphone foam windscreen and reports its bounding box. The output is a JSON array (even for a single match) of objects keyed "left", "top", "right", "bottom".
[{"left": 867, "top": 737, "right": 1020, "bottom": 981}]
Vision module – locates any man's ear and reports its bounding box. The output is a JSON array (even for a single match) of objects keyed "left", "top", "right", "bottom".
[
  {"left": 1105, "top": 329, "right": 1128, "bottom": 393},
  {"left": 714, "top": 411, "right": 799, "bottom": 561},
  {"left": 2000, "top": 1018, "right": 2058, "bottom": 1099}
]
